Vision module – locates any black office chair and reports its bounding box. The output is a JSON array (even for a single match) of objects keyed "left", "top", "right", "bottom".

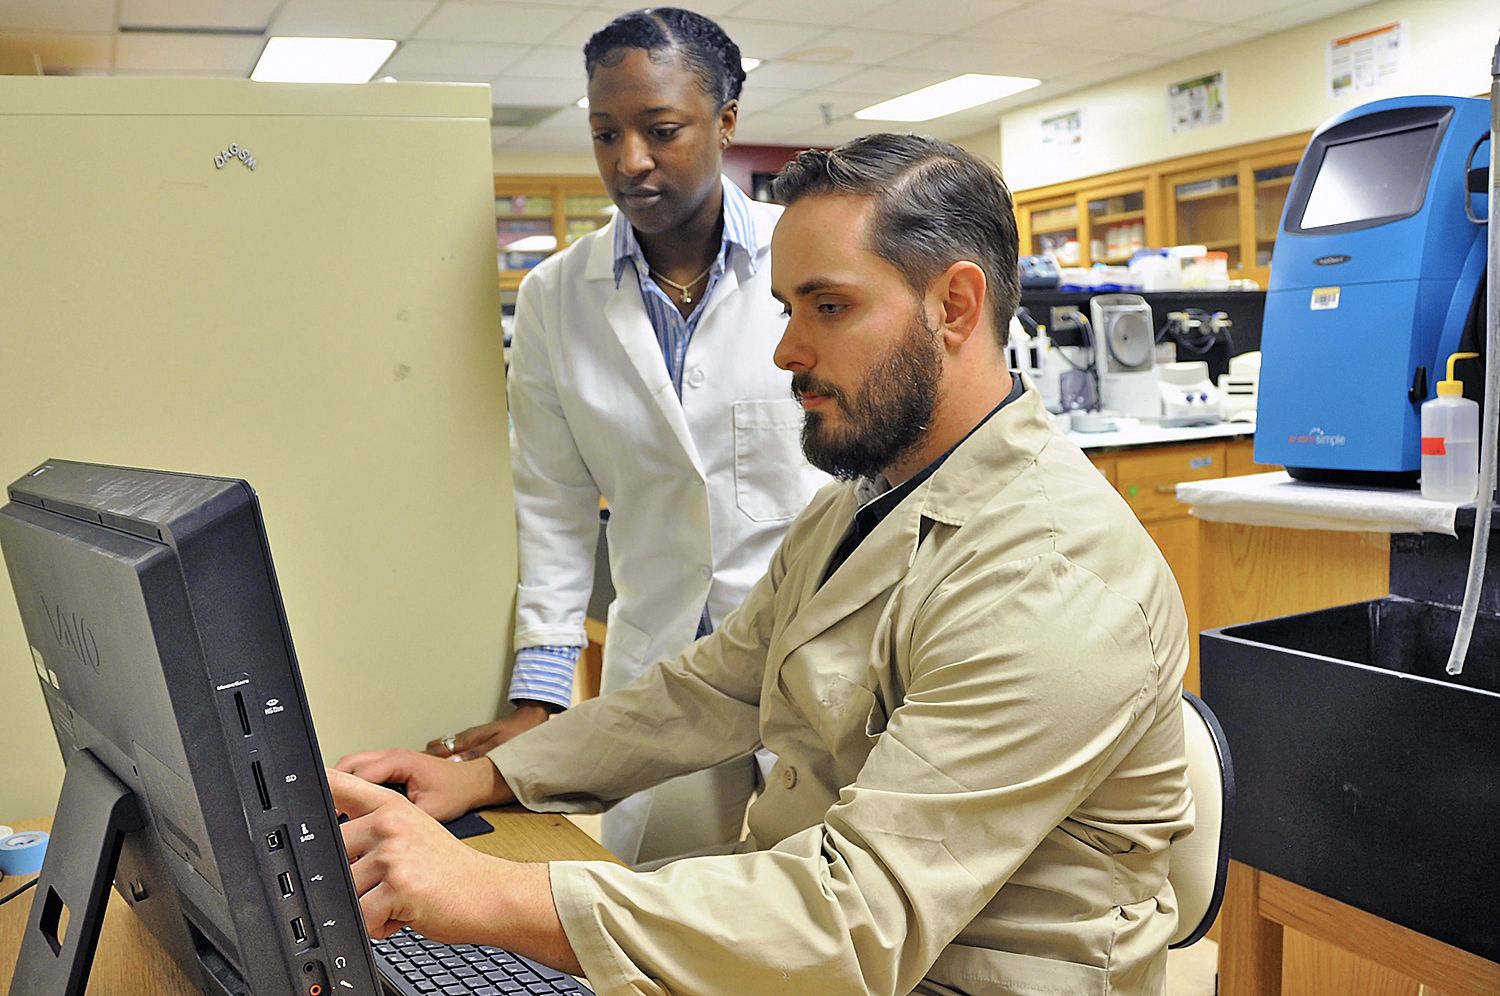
[{"left": 1167, "top": 690, "right": 1235, "bottom": 948}]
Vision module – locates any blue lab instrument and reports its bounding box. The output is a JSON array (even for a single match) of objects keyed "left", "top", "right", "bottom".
[{"left": 1255, "top": 95, "right": 1492, "bottom": 484}]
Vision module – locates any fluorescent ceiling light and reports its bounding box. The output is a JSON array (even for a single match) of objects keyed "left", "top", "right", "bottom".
[
  {"left": 578, "top": 58, "right": 758, "bottom": 108},
  {"left": 251, "top": 37, "right": 397, "bottom": 84},
  {"left": 853, "top": 74, "right": 1040, "bottom": 121}
]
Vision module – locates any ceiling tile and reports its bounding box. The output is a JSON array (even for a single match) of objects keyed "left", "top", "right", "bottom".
[
  {"left": 739, "top": 84, "right": 811, "bottom": 114},
  {"left": 0, "top": 0, "right": 115, "bottom": 32},
  {"left": 1052, "top": 53, "right": 1164, "bottom": 88},
  {"left": 119, "top": 0, "right": 280, "bottom": 32},
  {"left": 1148, "top": 0, "right": 1302, "bottom": 23},
  {"left": 882, "top": 38, "right": 1071, "bottom": 80},
  {"left": 490, "top": 124, "right": 526, "bottom": 146},
  {"left": 723, "top": 0, "right": 888, "bottom": 28},
  {"left": 1147, "top": 23, "right": 1260, "bottom": 58},
  {"left": 966, "top": 2, "right": 1128, "bottom": 49},
  {"left": 490, "top": 74, "right": 586, "bottom": 107},
  {"left": 269, "top": 0, "right": 438, "bottom": 40},
  {"left": 787, "top": 27, "right": 930, "bottom": 66},
  {"left": 820, "top": 65, "right": 951, "bottom": 96},
  {"left": 1118, "top": 13, "right": 1240, "bottom": 49},
  {"left": 716, "top": 17, "right": 833, "bottom": 60},
  {"left": 417, "top": 2, "right": 575, "bottom": 45},
  {"left": 756, "top": 89, "right": 891, "bottom": 121},
  {"left": 544, "top": 8, "right": 615, "bottom": 52},
  {"left": 504, "top": 44, "right": 585, "bottom": 81},
  {"left": 1239, "top": 0, "right": 1377, "bottom": 34},
  {"left": 590, "top": 0, "right": 740, "bottom": 11},
  {"left": 382, "top": 39, "right": 526, "bottom": 77},
  {"left": 0, "top": 31, "right": 112, "bottom": 73},
  {"left": 114, "top": 32, "right": 264, "bottom": 73},
  {"left": 733, "top": 112, "right": 822, "bottom": 144},
  {"left": 858, "top": 0, "right": 1027, "bottom": 35},
  {"left": 747, "top": 59, "right": 860, "bottom": 90},
  {"left": 526, "top": 103, "right": 591, "bottom": 132}
]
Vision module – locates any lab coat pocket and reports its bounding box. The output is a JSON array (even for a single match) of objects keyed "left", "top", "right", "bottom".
[
  {"left": 733, "top": 399, "right": 807, "bottom": 522},
  {"left": 813, "top": 675, "right": 884, "bottom": 774}
]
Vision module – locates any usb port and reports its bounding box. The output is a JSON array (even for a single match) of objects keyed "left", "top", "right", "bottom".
[
  {"left": 233, "top": 691, "right": 252, "bottom": 737},
  {"left": 290, "top": 916, "right": 307, "bottom": 945},
  {"left": 251, "top": 760, "right": 272, "bottom": 811},
  {"left": 266, "top": 828, "right": 284, "bottom": 852},
  {"left": 278, "top": 872, "right": 295, "bottom": 898}
]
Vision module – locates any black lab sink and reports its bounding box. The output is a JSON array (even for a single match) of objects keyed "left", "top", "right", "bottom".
[{"left": 1201, "top": 596, "right": 1500, "bottom": 962}]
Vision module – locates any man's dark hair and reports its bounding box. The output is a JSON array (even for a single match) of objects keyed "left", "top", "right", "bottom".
[
  {"left": 584, "top": 8, "right": 744, "bottom": 109},
  {"left": 772, "top": 134, "right": 1020, "bottom": 346}
]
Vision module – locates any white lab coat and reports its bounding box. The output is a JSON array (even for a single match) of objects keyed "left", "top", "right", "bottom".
[{"left": 507, "top": 182, "right": 826, "bottom": 862}]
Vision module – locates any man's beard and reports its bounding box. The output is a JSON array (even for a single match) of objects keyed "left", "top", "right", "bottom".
[{"left": 792, "top": 308, "right": 943, "bottom": 482}]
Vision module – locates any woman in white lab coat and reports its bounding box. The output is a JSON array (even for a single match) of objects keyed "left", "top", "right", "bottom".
[{"left": 427, "top": 8, "right": 825, "bottom": 864}]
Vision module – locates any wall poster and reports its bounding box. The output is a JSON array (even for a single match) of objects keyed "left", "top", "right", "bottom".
[
  {"left": 1327, "top": 21, "right": 1407, "bottom": 98},
  {"left": 1040, "top": 109, "right": 1084, "bottom": 150},
  {"left": 1168, "top": 70, "right": 1226, "bottom": 135}
]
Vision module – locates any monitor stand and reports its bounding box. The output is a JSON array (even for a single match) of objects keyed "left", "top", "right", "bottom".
[{"left": 9, "top": 748, "right": 143, "bottom": 996}]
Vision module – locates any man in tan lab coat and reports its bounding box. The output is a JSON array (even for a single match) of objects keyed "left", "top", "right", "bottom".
[{"left": 332, "top": 133, "right": 1193, "bottom": 995}]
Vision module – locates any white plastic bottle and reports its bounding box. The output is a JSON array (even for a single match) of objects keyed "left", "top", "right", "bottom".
[{"left": 1421, "top": 351, "right": 1481, "bottom": 502}]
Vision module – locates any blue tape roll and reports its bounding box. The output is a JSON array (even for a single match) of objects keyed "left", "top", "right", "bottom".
[{"left": 0, "top": 831, "right": 48, "bottom": 875}]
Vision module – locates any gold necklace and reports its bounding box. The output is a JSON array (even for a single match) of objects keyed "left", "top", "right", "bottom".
[{"left": 648, "top": 261, "right": 715, "bottom": 304}]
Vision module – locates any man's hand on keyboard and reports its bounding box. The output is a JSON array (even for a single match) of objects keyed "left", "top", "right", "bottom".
[
  {"left": 326, "top": 769, "right": 582, "bottom": 976},
  {"left": 327, "top": 768, "right": 505, "bottom": 941},
  {"left": 333, "top": 747, "right": 514, "bottom": 821}
]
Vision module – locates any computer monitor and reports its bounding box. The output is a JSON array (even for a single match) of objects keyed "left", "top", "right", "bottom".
[
  {"left": 1, "top": 460, "right": 586, "bottom": 996},
  {"left": 1296, "top": 123, "right": 1443, "bottom": 231},
  {"left": 0, "top": 459, "right": 387, "bottom": 994}
]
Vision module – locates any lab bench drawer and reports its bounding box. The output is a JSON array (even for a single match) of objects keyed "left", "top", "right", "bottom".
[{"left": 1114, "top": 443, "right": 1226, "bottom": 522}]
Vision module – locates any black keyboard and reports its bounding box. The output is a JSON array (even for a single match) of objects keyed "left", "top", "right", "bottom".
[{"left": 372, "top": 926, "right": 590, "bottom": 995}]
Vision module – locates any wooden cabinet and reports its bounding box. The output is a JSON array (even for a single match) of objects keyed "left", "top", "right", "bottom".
[
  {"left": 1162, "top": 143, "right": 1304, "bottom": 288},
  {"left": 1017, "top": 181, "right": 1152, "bottom": 269},
  {"left": 494, "top": 174, "right": 611, "bottom": 294},
  {"left": 1249, "top": 156, "right": 1298, "bottom": 273},
  {"left": 1019, "top": 194, "right": 1083, "bottom": 264},
  {"left": 1014, "top": 132, "right": 1310, "bottom": 288},
  {"left": 1165, "top": 165, "right": 1242, "bottom": 270},
  {"left": 1085, "top": 184, "right": 1148, "bottom": 265},
  {"left": 1115, "top": 443, "right": 1227, "bottom": 522}
]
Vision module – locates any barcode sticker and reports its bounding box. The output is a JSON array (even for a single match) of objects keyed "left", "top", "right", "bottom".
[{"left": 1311, "top": 286, "right": 1340, "bottom": 310}]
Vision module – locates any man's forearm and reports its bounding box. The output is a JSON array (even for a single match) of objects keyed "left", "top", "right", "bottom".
[{"left": 478, "top": 858, "right": 583, "bottom": 976}]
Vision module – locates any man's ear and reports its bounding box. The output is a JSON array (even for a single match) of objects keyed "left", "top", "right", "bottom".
[{"left": 932, "top": 260, "right": 987, "bottom": 347}]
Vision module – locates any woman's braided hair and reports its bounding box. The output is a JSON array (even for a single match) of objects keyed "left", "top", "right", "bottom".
[{"left": 584, "top": 8, "right": 745, "bottom": 109}]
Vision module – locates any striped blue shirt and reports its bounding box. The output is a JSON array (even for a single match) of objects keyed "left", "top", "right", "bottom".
[
  {"left": 509, "top": 179, "right": 761, "bottom": 710},
  {"left": 611, "top": 178, "right": 759, "bottom": 396}
]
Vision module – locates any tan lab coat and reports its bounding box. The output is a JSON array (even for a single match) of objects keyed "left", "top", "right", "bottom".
[{"left": 490, "top": 384, "right": 1193, "bottom": 995}]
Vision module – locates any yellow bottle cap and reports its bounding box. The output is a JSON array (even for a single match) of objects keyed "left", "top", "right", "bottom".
[{"left": 1438, "top": 351, "right": 1479, "bottom": 397}]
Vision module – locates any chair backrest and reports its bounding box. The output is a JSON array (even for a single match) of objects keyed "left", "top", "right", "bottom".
[{"left": 1167, "top": 690, "right": 1235, "bottom": 948}]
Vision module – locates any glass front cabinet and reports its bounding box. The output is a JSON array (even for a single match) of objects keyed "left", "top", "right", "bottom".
[{"left": 1012, "top": 132, "right": 1309, "bottom": 289}]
